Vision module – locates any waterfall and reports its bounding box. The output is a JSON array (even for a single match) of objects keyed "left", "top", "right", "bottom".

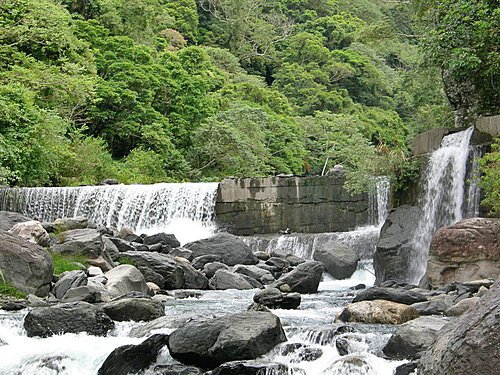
[
  {"left": 408, "top": 127, "right": 474, "bottom": 284},
  {"left": 465, "top": 145, "right": 483, "bottom": 217},
  {"left": 368, "top": 176, "right": 390, "bottom": 226},
  {"left": 0, "top": 183, "right": 218, "bottom": 244}
]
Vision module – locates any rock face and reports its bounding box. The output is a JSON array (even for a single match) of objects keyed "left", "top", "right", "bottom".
[
  {"left": 8, "top": 220, "right": 50, "bottom": 246},
  {"left": 313, "top": 240, "right": 359, "bottom": 279},
  {"left": 0, "top": 230, "right": 53, "bottom": 297},
  {"left": 425, "top": 218, "right": 500, "bottom": 288},
  {"left": 418, "top": 281, "right": 500, "bottom": 375},
  {"left": 98, "top": 334, "right": 169, "bottom": 375},
  {"left": 167, "top": 311, "right": 286, "bottom": 369},
  {"left": 24, "top": 302, "right": 115, "bottom": 337},
  {"left": 373, "top": 205, "right": 421, "bottom": 284},
  {"left": 352, "top": 287, "right": 428, "bottom": 305},
  {"left": 271, "top": 261, "right": 324, "bottom": 293},
  {"left": 53, "top": 270, "right": 88, "bottom": 299},
  {"left": 102, "top": 297, "right": 165, "bottom": 322},
  {"left": 338, "top": 300, "right": 419, "bottom": 325},
  {"left": 184, "top": 233, "right": 258, "bottom": 266},
  {"left": 105, "top": 265, "right": 150, "bottom": 298},
  {"left": 53, "top": 217, "right": 89, "bottom": 232},
  {"left": 383, "top": 316, "right": 448, "bottom": 359},
  {"left": 0, "top": 211, "right": 32, "bottom": 231}
]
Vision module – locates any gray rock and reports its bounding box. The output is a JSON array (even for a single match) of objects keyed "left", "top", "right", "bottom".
[
  {"left": 240, "top": 274, "right": 263, "bottom": 289},
  {"left": 143, "top": 232, "right": 181, "bottom": 248},
  {"left": 203, "top": 262, "right": 229, "bottom": 279},
  {"left": 52, "top": 217, "right": 89, "bottom": 232},
  {"left": 98, "top": 334, "right": 169, "bottom": 375},
  {"left": 24, "top": 302, "right": 114, "bottom": 337},
  {"left": 411, "top": 294, "right": 454, "bottom": 315},
  {"left": 383, "top": 316, "right": 448, "bottom": 359},
  {"left": 394, "top": 362, "right": 418, "bottom": 375},
  {"left": 279, "top": 343, "right": 322, "bottom": 362},
  {"left": 9, "top": 220, "right": 50, "bottom": 247},
  {"left": 0, "top": 230, "right": 53, "bottom": 297},
  {"left": 265, "top": 257, "right": 290, "bottom": 271},
  {"left": 107, "top": 237, "right": 136, "bottom": 253},
  {"left": 105, "top": 264, "right": 150, "bottom": 298},
  {"left": 418, "top": 281, "right": 500, "bottom": 375},
  {"left": 175, "top": 258, "right": 209, "bottom": 289},
  {"left": 444, "top": 297, "right": 480, "bottom": 317},
  {"left": 102, "top": 297, "right": 165, "bottom": 321},
  {"left": 62, "top": 283, "right": 111, "bottom": 303},
  {"left": 271, "top": 261, "right": 324, "bottom": 293},
  {"left": 352, "top": 287, "right": 428, "bottom": 305},
  {"left": 154, "top": 364, "right": 203, "bottom": 375},
  {"left": 253, "top": 287, "right": 301, "bottom": 309},
  {"left": 169, "top": 247, "right": 193, "bottom": 261},
  {"left": 374, "top": 205, "right": 422, "bottom": 284},
  {"left": 51, "top": 229, "right": 104, "bottom": 258},
  {"left": 0, "top": 211, "right": 33, "bottom": 231},
  {"left": 102, "top": 236, "right": 120, "bottom": 261},
  {"left": 209, "top": 269, "right": 254, "bottom": 290},
  {"left": 313, "top": 240, "right": 359, "bottom": 279},
  {"left": 207, "top": 361, "right": 302, "bottom": 375},
  {"left": 254, "top": 251, "right": 270, "bottom": 261},
  {"left": 184, "top": 233, "right": 258, "bottom": 266},
  {"left": 234, "top": 265, "right": 275, "bottom": 284},
  {"left": 53, "top": 270, "right": 87, "bottom": 299},
  {"left": 192, "top": 254, "right": 224, "bottom": 270},
  {"left": 167, "top": 311, "right": 286, "bottom": 369}
]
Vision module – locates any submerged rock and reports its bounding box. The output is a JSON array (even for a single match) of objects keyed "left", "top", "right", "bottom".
[
  {"left": 24, "top": 302, "right": 114, "bottom": 337},
  {"left": 418, "top": 281, "right": 500, "bottom": 375},
  {"left": 98, "top": 334, "right": 169, "bottom": 375},
  {"left": 338, "top": 300, "right": 419, "bottom": 324},
  {"left": 167, "top": 311, "right": 286, "bottom": 369}
]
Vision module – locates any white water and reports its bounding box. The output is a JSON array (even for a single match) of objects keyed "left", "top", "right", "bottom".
[
  {"left": 0, "top": 183, "right": 218, "bottom": 244},
  {"left": 408, "top": 127, "right": 474, "bottom": 284},
  {"left": 465, "top": 145, "right": 483, "bottom": 218}
]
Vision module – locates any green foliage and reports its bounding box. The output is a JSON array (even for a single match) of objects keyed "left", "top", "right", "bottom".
[
  {"left": 415, "top": 0, "right": 500, "bottom": 115},
  {"left": 51, "top": 252, "right": 88, "bottom": 275},
  {"left": 117, "top": 256, "right": 135, "bottom": 265},
  {"left": 0, "top": 267, "right": 27, "bottom": 299},
  {"left": 480, "top": 138, "right": 500, "bottom": 214}
]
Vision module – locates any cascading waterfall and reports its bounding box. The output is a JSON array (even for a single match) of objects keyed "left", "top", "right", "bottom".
[
  {"left": 408, "top": 127, "right": 474, "bottom": 284},
  {"left": 465, "top": 145, "right": 483, "bottom": 217},
  {"left": 0, "top": 183, "right": 218, "bottom": 244},
  {"left": 368, "top": 176, "right": 390, "bottom": 226}
]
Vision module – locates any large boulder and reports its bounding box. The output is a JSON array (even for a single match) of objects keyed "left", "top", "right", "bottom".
[
  {"left": 143, "top": 232, "right": 181, "bottom": 248},
  {"left": 313, "top": 240, "right": 359, "bottom": 279},
  {"left": 0, "top": 230, "right": 53, "bottom": 297},
  {"left": 209, "top": 269, "right": 254, "bottom": 290},
  {"left": 51, "top": 229, "right": 104, "bottom": 258},
  {"left": 418, "top": 281, "right": 500, "bottom": 375},
  {"left": 52, "top": 217, "right": 89, "bottom": 232},
  {"left": 98, "top": 334, "right": 169, "bottom": 375},
  {"left": 271, "top": 261, "right": 324, "bottom": 293},
  {"left": 167, "top": 311, "right": 286, "bottom": 369},
  {"left": 184, "top": 233, "right": 258, "bottom": 266},
  {"left": 53, "top": 270, "right": 88, "bottom": 299},
  {"left": 23, "top": 302, "right": 115, "bottom": 337},
  {"left": 105, "top": 264, "right": 150, "bottom": 298},
  {"left": 352, "top": 287, "right": 428, "bottom": 305},
  {"left": 8, "top": 220, "right": 50, "bottom": 247},
  {"left": 425, "top": 218, "right": 500, "bottom": 288},
  {"left": 102, "top": 297, "right": 165, "bottom": 322},
  {"left": 0, "top": 211, "right": 32, "bottom": 231},
  {"left": 383, "top": 316, "right": 448, "bottom": 359},
  {"left": 338, "top": 300, "right": 419, "bottom": 325},
  {"left": 373, "top": 205, "right": 422, "bottom": 284},
  {"left": 119, "top": 251, "right": 208, "bottom": 290}
]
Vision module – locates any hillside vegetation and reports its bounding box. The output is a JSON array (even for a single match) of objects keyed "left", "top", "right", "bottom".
[{"left": 3, "top": 0, "right": 491, "bottom": 191}]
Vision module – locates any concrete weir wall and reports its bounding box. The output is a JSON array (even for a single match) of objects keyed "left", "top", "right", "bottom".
[{"left": 215, "top": 175, "right": 369, "bottom": 235}]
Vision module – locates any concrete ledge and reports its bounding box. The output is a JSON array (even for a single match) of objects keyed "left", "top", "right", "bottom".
[
  {"left": 412, "top": 128, "right": 449, "bottom": 156},
  {"left": 476, "top": 115, "right": 500, "bottom": 137}
]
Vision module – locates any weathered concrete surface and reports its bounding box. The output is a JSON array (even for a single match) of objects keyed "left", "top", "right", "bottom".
[
  {"left": 412, "top": 128, "right": 449, "bottom": 156},
  {"left": 476, "top": 115, "right": 500, "bottom": 137},
  {"left": 215, "top": 176, "right": 368, "bottom": 235}
]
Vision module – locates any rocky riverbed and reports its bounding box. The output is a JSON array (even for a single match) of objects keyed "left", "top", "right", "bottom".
[{"left": 0, "top": 211, "right": 499, "bottom": 374}]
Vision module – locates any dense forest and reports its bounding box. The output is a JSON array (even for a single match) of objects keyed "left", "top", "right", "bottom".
[{"left": 0, "top": 0, "right": 497, "bottom": 195}]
